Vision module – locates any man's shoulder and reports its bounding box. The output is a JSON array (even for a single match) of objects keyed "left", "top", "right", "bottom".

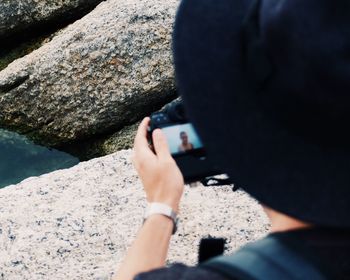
[{"left": 134, "top": 263, "right": 231, "bottom": 280}]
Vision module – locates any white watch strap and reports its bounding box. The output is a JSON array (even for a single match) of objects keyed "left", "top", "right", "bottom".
[{"left": 144, "top": 202, "right": 178, "bottom": 234}]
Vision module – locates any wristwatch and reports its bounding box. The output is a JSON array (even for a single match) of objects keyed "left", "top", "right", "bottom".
[{"left": 144, "top": 202, "right": 178, "bottom": 234}]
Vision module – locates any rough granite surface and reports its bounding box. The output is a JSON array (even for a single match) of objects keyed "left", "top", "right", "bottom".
[
  {"left": 0, "top": 0, "right": 178, "bottom": 146},
  {"left": 0, "top": 0, "right": 104, "bottom": 39},
  {"left": 0, "top": 149, "right": 269, "bottom": 280}
]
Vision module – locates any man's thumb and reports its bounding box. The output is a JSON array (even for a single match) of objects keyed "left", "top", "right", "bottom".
[{"left": 153, "top": 129, "right": 171, "bottom": 159}]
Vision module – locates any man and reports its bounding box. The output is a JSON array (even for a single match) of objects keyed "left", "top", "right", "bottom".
[
  {"left": 116, "top": 0, "right": 350, "bottom": 279},
  {"left": 178, "top": 131, "right": 194, "bottom": 152}
]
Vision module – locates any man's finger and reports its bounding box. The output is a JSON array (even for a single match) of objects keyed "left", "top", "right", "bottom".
[
  {"left": 153, "top": 129, "right": 172, "bottom": 160},
  {"left": 134, "top": 117, "right": 151, "bottom": 152}
]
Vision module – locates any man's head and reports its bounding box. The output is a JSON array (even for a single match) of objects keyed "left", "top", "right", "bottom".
[
  {"left": 180, "top": 131, "right": 188, "bottom": 144},
  {"left": 174, "top": 0, "right": 350, "bottom": 228}
]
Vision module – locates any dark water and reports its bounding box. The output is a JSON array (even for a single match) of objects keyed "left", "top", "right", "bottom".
[{"left": 0, "top": 129, "right": 79, "bottom": 188}]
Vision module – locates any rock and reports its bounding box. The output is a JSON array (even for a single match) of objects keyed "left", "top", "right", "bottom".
[
  {"left": 0, "top": 0, "right": 104, "bottom": 40},
  {"left": 0, "top": 149, "right": 269, "bottom": 279},
  {"left": 71, "top": 98, "right": 182, "bottom": 160},
  {"left": 0, "top": 0, "right": 178, "bottom": 147},
  {"left": 64, "top": 122, "right": 140, "bottom": 160},
  {"left": 0, "top": 35, "right": 48, "bottom": 71},
  {"left": 94, "top": 122, "right": 140, "bottom": 155}
]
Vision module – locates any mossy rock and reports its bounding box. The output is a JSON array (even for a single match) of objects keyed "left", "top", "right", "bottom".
[
  {"left": 0, "top": 36, "right": 47, "bottom": 71},
  {"left": 99, "top": 122, "right": 139, "bottom": 154}
]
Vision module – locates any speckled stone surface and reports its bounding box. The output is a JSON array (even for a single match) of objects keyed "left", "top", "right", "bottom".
[
  {"left": 0, "top": 0, "right": 103, "bottom": 39},
  {"left": 0, "top": 0, "right": 178, "bottom": 146},
  {"left": 0, "top": 149, "right": 269, "bottom": 279}
]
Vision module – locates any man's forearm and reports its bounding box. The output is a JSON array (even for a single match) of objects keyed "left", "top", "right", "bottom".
[{"left": 115, "top": 214, "right": 173, "bottom": 280}]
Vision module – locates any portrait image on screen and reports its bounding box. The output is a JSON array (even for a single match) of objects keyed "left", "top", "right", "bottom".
[{"left": 161, "top": 123, "right": 204, "bottom": 155}]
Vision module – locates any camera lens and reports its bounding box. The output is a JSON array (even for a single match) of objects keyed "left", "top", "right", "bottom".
[{"left": 167, "top": 101, "right": 187, "bottom": 122}]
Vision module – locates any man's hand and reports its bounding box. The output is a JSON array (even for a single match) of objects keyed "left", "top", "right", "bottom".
[
  {"left": 133, "top": 117, "right": 185, "bottom": 213},
  {"left": 115, "top": 118, "right": 184, "bottom": 280}
]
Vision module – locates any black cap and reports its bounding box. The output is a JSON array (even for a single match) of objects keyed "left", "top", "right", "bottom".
[{"left": 174, "top": 0, "right": 350, "bottom": 227}]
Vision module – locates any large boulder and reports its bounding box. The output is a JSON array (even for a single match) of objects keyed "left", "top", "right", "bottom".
[
  {"left": 0, "top": 0, "right": 104, "bottom": 40},
  {"left": 0, "top": 149, "right": 269, "bottom": 279},
  {"left": 0, "top": 0, "right": 178, "bottom": 147}
]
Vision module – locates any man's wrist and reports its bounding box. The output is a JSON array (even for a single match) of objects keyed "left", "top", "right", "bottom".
[
  {"left": 144, "top": 214, "right": 173, "bottom": 229},
  {"left": 144, "top": 202, "right": 179, "bottom": 234}
]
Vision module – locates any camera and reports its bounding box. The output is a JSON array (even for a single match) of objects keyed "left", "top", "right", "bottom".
[{"left": 148, "top": 100, "right": 222, "bottom": 183}]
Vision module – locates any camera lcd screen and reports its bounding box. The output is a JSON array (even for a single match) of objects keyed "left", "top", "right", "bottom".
[{"left": 161, "top": 123, "right": 204, "bottom": 156}]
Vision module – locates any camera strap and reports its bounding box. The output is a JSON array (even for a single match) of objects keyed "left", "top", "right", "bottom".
[{"left": 201, "top": 235, "right": 327, "bottom": 280}]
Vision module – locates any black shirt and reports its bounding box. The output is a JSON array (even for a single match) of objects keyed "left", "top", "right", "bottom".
[{"left": 135, "top": 228, "right": 350, "bottom": 280}]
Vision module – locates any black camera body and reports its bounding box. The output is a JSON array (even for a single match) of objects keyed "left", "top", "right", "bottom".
[{"left": 149, "top": 101, "right": 221, "bottom": 183}]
